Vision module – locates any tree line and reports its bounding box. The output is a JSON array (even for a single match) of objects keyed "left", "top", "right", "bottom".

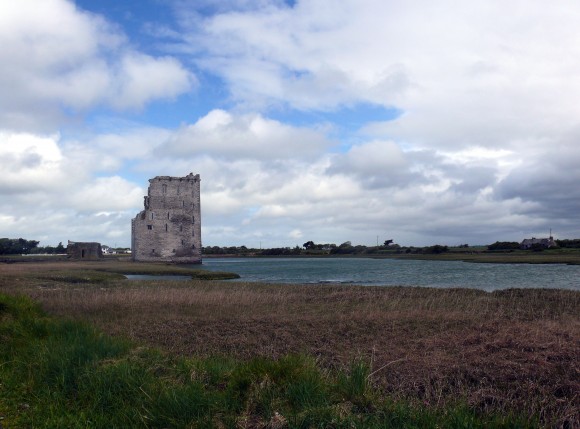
[
  {"left": 5, "top": 236, "right": 579, "bottom": 257},
  {"left": 205, "top": 237, "right": 580, "bottom": 256},
  {"left": 202, "top": 241, "right": 452, "bottom": 256},
  {"left": 0, "top": 238, "right": 66, "bottom": 255},
  {"left": 487, "top": 239, "right": 580, "bottom": 251}
]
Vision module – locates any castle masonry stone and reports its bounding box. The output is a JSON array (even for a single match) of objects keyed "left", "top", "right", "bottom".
[{"left": 131, "top": 173, "right": 202, "bottom": 263}]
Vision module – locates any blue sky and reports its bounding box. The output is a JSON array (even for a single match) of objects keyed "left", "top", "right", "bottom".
[{"left": 1, "top": 0, "right": 580, "bottom": 248}]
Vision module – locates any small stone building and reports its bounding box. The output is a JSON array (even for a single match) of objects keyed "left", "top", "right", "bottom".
[
  {"left": 131, "top": 173, "right": 202, "bottom": 263},
  {"left": 67, "top": 240, "right": 103, "bottom": 259}
]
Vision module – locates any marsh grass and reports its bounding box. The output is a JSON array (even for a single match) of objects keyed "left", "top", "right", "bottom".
[
  {"left": 0, "top": 260, "right": 578, "bottom": 427},
  {"left": 0, "top": 258, "right": 239, "bottom": 283},
  {"left": 0, "top": 294, "right": 538, "bottom": 428}
]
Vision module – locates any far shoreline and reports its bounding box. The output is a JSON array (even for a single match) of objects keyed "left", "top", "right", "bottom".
[{"left": 201, "top": 250, "right": 580, "bottom": 265}]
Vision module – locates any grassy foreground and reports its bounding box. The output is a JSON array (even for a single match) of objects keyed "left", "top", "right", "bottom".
[
  {"left": 1, "top": 259, "right": 578, "bottom": 427},
  {"left": 1, "top": 293, "right": 536, "bottom": 428}
]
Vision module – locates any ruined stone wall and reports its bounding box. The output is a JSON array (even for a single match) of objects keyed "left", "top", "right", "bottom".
[
  {"left": 67, "top": 241, "right": 103, "bottom": 260},
  {"left": 131, "top": 173, "right": 202, "bottom": 263}
]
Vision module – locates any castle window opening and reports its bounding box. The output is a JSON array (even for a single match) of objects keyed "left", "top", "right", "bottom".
[
  {"left": 147, "top": 225, "right": 152, "bottom": 230},
  {"left": 150, "top": 212, "right": 154, "bottom": 220},
  {"left": 162, "top": 184, "right": 167, "bottom": 194},
  {"left": 165, "top": 224, "right": 168, "bottom": 232},
  {"left": 180, "top": 225, "right": 183, "bottom": 232}
]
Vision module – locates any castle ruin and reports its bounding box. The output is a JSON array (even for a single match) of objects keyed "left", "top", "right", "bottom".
[{"left": 131, "top": 173, "right": 202, "bottom": 263}]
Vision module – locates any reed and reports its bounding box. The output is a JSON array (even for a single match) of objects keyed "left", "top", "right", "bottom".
[{"left": 1, "top": 294, "right": 537, "bottom": 428}]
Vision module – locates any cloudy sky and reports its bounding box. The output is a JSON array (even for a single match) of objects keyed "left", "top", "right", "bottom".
[{"left": 1, "top": 0, "right": 579, "bottom": 248}]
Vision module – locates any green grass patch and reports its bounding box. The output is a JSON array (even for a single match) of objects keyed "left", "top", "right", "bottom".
[
  {"left": 189, "top": 269, "right": 240, "bottom": 280},
  {"left": 0, "top": 293, "right": 540, "bottom": 428},
  {"left": 34, "top": 270, "right": 126, "bottom": 283},
  {"left": 94, "top": 261, "right": 241, "bottom": 280},
  {"left": 8, "top": 261, "right": 241, "bottom": 282}
]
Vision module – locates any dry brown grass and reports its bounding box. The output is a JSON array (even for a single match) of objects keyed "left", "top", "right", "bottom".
[{"left": 1, "top": 260, "right": 578, "bottom": 426}]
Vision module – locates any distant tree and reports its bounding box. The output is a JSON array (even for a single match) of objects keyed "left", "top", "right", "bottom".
[
  {"left": 0, "top": 238, "right": 39, "bottom": 254},
  {"left": 202, "top": 246, "right": 225, "bottom": 255},
  {"left": 303, "top": 241, "right": 315, "bottom": 250},
  {"left": 555, "top": 239, "right": 580, "bottom": 248},
  {"left": 487, "top": 241, "right": 520, "bottom": 251},
  {"left": 424, "top": 245, "right": 449, "bottom": 254},
  {"left": 330, "top": 241, "right": 355, "bottom": 254},
  {"left": 261, "top": 247, "right": 298, "bottom": 256},
  {"left": 384, "top": 239, "right": 394, "bottom": 247}
]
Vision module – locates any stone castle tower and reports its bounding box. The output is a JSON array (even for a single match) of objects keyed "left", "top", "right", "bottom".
[{"left": 131, "top": 173, "right": 202, "bottom": 263}]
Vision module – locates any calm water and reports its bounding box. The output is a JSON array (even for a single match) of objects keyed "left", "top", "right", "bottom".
[{"left": 199, "top": 257, "right": 580, "bottom": 292}]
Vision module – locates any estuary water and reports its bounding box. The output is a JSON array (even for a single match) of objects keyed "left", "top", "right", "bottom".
[{"left": 200, "top": 257, "right": 580, "bottom": 292}]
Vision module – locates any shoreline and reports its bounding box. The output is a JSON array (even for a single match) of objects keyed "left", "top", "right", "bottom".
[{"left": 202, "top": 250, "right": 580, "bottom": 265}]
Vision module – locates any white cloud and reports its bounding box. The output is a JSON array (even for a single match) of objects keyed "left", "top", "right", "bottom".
[
  {"left": 0, "top": 0, "right": 193, "bottom": 131},
  {"left": 139, "top": 0, "right": 580, "bottom": 245},
  {"left": 64, "top": 176, "right": 143, "bottom": 212},
  {"left": 156, "top": 109, "right": 332, "bottom": 160},
  {"left": 181, "top": 0, "right": 580, "bottom": 149},
  {"left": 0, "top": 132, "right": 65, "bottom": 194},
  {"left": 0, "top": 131, "right": 143, "bottom": 245},
  {"left": 111, "top": 53, "right": 194, "bottom": 109},
  {"left": 327, "top": 140, "right": 422, "bottom": 189},
  {"left": 289, "top": 229, "right": 303, "bottom": 239}
]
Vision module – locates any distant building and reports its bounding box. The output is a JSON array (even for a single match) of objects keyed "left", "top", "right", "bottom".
[
  {"left": 101, "top": 245, "right": 116, "bottom": 255},
  {"left": 67, "top": 241, "right": 103, "bottom": 259},
  {"left": 131, "top": 173, "right": 202, "bottom": 263},
  {"left": 520, "top": 236, "right": 556, "bottom": 250}
]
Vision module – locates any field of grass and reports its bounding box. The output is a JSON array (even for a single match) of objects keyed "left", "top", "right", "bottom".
[{"left": 1, "top": 259, "right": 578, "bottom": 428}]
